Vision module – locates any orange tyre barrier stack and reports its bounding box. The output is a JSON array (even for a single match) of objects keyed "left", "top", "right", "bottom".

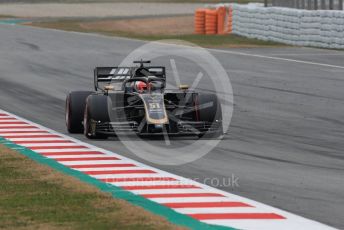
[
  {"left": 194, "top": 6, "right": 233, "bottom": 35},
  {"left": 227, "top": 6, "right": 233, "bottom": 34},
  {"left": 205, "top": 9, "right": 218, "bottom": 35},
  {"left": 194, "top": 8, "right": 206, "bottom": 34},
  {"left": 217, "top": 6, "right": 226, "bottom": 35}
]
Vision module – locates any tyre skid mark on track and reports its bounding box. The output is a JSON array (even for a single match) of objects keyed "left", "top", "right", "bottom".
[{"left": 0, "top": 110, "right": 336, "bottom": 230}]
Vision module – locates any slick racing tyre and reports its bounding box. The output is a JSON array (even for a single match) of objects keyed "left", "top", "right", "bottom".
[
  {"left": 66, "top": 91, "right": 93, "bottom": 133},
  {"left": 84, "top": 95, "right": 110, "bottom": 139},
  {"left": 197, "top": 93, "right": 223, "bottom": 137}
]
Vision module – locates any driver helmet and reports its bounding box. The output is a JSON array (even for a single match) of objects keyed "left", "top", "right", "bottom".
[{"left": 133, "top": 81, "right": 147, "bottom": 93}]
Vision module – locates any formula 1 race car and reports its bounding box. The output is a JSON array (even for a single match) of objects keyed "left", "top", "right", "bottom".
[{"left": 65, "top": 60, "right": 223, "bottom": 139}]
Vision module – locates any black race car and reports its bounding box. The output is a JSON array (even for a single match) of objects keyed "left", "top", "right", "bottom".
[{"left": 65, "top": 60, "right": 223, "bottom": 139}]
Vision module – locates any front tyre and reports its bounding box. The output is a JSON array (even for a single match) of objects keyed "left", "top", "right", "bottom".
[
  {"left": 66, "top": 91, "right": 93, "bottom": 133},
  {"left": 197, "top": 94, "right": 223, "bottom": 138},
  {"left": 84, "top": 95, "right": 109, "bottom": 139}
]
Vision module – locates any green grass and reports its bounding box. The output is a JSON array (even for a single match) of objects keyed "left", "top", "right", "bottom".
[
  {"left": 0, "top": 15, "right": 15, "bottom": 18},
  {"left": 29, "top": 19, "right": 281, "bottom": 48},
  {"left": 0, "top": 145, "right": 182, "bottom": 230}
]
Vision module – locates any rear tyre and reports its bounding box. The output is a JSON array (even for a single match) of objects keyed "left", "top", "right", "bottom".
[
  {"left": 84, "top": 95, "right": 110, "bottom": 139},
  {"left": 66, "top": 91, "right": 93, "bottom": 133},
  {"left": 197, "top": 94, "right": 223, "bottom": 138}
]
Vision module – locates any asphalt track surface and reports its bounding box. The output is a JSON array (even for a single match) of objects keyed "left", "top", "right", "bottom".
[{"left": 0, "top": 24, "right": 343, "bottom": 229}]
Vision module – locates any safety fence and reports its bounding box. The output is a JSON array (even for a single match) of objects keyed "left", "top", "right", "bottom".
[{"left": 194, "top": 3, "right": 344, "bottom": 49}]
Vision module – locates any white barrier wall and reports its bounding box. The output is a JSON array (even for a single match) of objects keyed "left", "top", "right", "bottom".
[{"left": 230, "top": 3, "right": 344, "bottom": 49}]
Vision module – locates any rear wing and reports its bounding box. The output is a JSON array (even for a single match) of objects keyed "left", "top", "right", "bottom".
[{"left": 94, "top": 66, "right": 166, "bottom": 91}]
